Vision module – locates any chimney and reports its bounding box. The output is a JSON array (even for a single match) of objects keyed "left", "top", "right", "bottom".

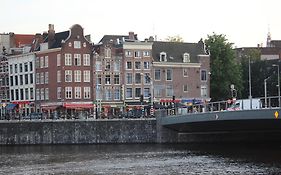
[
  {"left": 48, "top": 24, "right": 55, "bottom": 49},
  {"left": 129, "top": 31, "right": 135, "bottom": 40}
]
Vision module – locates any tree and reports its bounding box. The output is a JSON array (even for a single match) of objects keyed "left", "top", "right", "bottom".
[
  {"left": 205, "top": 33, "right": 243, "bottom": 101},
  {"left": 165, "top": 35, "right": 184, "bottom": 42}
]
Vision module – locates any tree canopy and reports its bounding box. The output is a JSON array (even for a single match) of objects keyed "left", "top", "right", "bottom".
[{"left": 205, "top": 33, "right": 243, "bottom": 101}]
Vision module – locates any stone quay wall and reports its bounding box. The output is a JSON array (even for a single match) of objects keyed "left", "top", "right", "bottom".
[{"left": 0, "top": 119, "right": 157, "bottom": 145}]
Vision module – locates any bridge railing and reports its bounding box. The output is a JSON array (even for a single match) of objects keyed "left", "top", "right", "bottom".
[{"left": 162, "top": 96, "right": 281, "bottom": 116}]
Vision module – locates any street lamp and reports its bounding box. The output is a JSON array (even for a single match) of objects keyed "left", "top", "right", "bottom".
[
  {"left": 272, "top": 64, "right": 280, "bottom": 107},
  {"left": 248, "top": 57, "right": 252, "bottom": 109},
  {"left": 264, "top": 77, "right": 270, "bottom": 108}
]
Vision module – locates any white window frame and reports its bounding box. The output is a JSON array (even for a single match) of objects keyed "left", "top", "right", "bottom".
[
  {"left": 65, "top": 70, "right": 72, "bottom": 82},
  {"left": 83, "top": 70, "right": 90, "bottom": 82},
  {"left": 75, "top": 87, "right": 81, "bottom": 99},
  {"left": 74, "top": 41, "right": 81, "bottom": 49},
  {"left": 84, "top": 87, "right": 90, "bottom": 99},
  {"left": 65, "top": 54, "right": 72, "bottom": 66},
  {"left": 83, "top": 54, "right": 90, "bottom": 66},
  {"left": 65, "top": 87, "right": 72, "bottom": 99},
  {"left": 74, "top": 70, "right": 81, "bottom": 82},
  {"left": 57, "top": 54, "right": 61, "bottom": 66}
]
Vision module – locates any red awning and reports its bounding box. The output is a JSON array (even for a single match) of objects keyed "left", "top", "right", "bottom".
[
  {"left": 160, "top": 99, "right": 181, "bottom": 103},
  {"left": 63, "top": 103, "right": 94, "bottom": 109}
]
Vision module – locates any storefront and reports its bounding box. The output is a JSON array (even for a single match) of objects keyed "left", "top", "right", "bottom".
[{"left": 63, "top": 102, "right": 94, "bottom": 119}]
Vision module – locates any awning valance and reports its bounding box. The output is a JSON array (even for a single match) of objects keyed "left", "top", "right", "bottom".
[{"left": 63, "top": 103, "right": 94, "bottom": 109}]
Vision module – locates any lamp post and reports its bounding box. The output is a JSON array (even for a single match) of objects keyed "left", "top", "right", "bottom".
[
  {"left": 248, "top": 58, "right": 252, "bottom": 109},
  {"left": 264, "top": 77, "right": 270, "bottom": 108},
  {"left": 272, "top": 64, "right": 280, "bottom": 107}
]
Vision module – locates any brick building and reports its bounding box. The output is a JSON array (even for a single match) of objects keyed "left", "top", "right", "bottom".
[{"left": 35, "top": 24, "right": 93, "bottom": 119}]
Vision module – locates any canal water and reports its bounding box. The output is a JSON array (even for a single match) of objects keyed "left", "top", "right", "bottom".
[{"left": 1, "top": 143, "right": 281, "bottom": 175}]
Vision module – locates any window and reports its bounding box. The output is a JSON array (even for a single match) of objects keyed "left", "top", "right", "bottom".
[
  {"left": 183, "top": 85, "right": 188, "bottom": 92},
  {"left": 65, "top": 54, "right": 72, "bottom": 66},
  {"left": 97, "top": 75, "right": 102, "bottom": 85},
  {"left": 160, "top": 52, "right": 167, "bottom": 62},
  {"left": 183, "top": 69, "right": 188, "bottom": 77},
  {"left": 105, "top": 88, "right": 111, "bottom": 101},
  {"left": 105, "top": 61, "right": 110, "bottom": 71},
  {"left": 15, "top": 75, "right": 18, "bottom": 85},
  {"left": 166, "top": 69, "right": 172, "bottom": 81},
  {"left": 9, "top": 65, "right": 13, "bottom": 74},
  {"left": 74, "top": 70, "right": 81, "bottom": 82},
  {"left": 134, "top": 51, "right": 141, "bottom": 58},
  {"left": 126, "top": 88, "right": 133, "bottom": 99},
  {"left": 144, "top": 88, "right": 150, "bottom": 97},
  {"left": 40, "top": 72, "right": 44, "bottom": 84},
  {"left": 15, "top": 89, "right": 19, "bottom": 100},
  {"left": 135, "top": 61, "right": 141, "bottom": 69},
  {"left": 24, "top": 74, "right": 28, "bottom": 84},
  {"left": 45, "top": 72, "right": 48, "bottom": 84},
  {"left": 83, "top": 70, "right": 90, "bottom": 82},
  {"left": 114, "top": 88, "right": 120, "bottom": 100},
  {"left": 36, "top": 89, "right": 40, "bottom": 101},
  {"left": 144, "top": 62, "right": 150, "bottom": 69},
  {"left": 74, "top": 54, "right": 81, "bottom": 66},
  {"left": 201, "top": 85, "right": 207, "bottom": 97},
  {"left": 36, "top": 73, "right": 40, "bottom": 84},
  {"left": 75, "top": 87, "right": 81, "bottom": 99},
  {"left": 19, "top": 63, "right": 23, "bottom": 72},
  {"left": 126, "top": 73, "right": 132, "bottom": 84},
  {"left": 11, "top": 89, "right": 14, "bottom": 101},
  {"left": 84, "top": 87, "right": 90, "bottom": 99},
  {"left": 143, "top": 51, "right": 150, "bottom": 57},
  {"left": 29, "top": 61, "right": 33, "bottom": 72},
  {"left": 135, "top": 73, "right": 141, "bottom": 84},
  {"left": 114, "top": 61, "right": 120, "bottom": 72},
  {"left": 96, "top": 61, "right": 102, "bottom": 71},
  {"left": 74, "top": 41, "right": 81, "bottom": 49},
  {"left": 10, "top": 76, "right": 13, "bottom": 86},
  {"left": 24, "top": 63, "right": 28, "bottom": 72},
  {"left": 105, "top": 48, "right": 111, "bottom": 58},
  {"left": 14, "top": 64, "right": 18, "bottom": 73},
  {"left": 155, "top": 69, "right": 161, "bottom": 81},
  {"left": 40, "top": 57, "right": 44, "bottom": 68},
  {"left": 114, "top": 75, "right": 120, "bottom": 84},
  {"left": 166, "top": 85, "right": 173, "bottom": 97},
  {"left": 45, "top": 56, "right": 49, "bottom": 67},
  {"left": 65, "top": 70, "right": 72, "bottom": 82},
  {"left": 19, "top": 75, "right": 23, "bottom": 85},
  {"left": 57, "top": 70, "right": 61, "bottom": 82},
  {"left": 126, "top": 61, "right": 132, "bottom": 69},
  {"left": 96, "top": 86, "right": 102, "bottom": 100},
  {"left": 65, "top": 87, "right": 72, "bottom": 99},
  {"left": 144, "top": 73, "right": 151, "bottom": 84},
  {"left": 125, "top": 50, "right": 132, "bottom": 57},
  {"left": 57, "top": 54, "right": 61, "bottom": 66},
  {"left": 30, "top": 73, "right": 33, "bottom": 84},
  {"left": 30, "top": 88, "right": 34, "bottom": 100},
  {"left": 45, "top": 88, "right": 49, "bottom": 100},
  {"left": 83, "top": 54, "right": 90, "bottom": 66},
  {"left": 57, "top": 87, "right": 61, "bottom": 99},
  {"left": 183, "top": 53, "right": 190, "bottom": 63},
  {"left": 40, "top": 88, "right": 44, "bottom": 100},
  {"left": 135, "top": 88, "right": 141, "bottom": 98},
  {"left": 105, "top": 75, "right": 111, "bottom": 85},
  {"left": 201, "top": 70, "right": 207, "bottom": 81},
  {"left": 20, "top": 89, "right": 24, "bottom": 100}
]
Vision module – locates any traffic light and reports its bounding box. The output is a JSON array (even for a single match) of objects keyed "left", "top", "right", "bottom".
[{"left": 140, "top": 94, "right": 144, "bottom": 103}]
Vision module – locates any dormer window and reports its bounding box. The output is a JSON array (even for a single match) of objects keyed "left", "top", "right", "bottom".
[
  {"left": 183, "top": 53, "right": 190, "bottom": 63},
  {"left": 160, "top": 52, "right": 167, "bottom": 62}
]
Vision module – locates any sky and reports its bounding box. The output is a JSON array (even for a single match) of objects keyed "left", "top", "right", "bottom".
[{"left": 1, "top": 0, "right": 281, "bottom": 47}]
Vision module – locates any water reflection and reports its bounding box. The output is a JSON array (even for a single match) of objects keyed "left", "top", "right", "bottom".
[{"left": 1, "top": 144, "right": 281, "bottom": 175}]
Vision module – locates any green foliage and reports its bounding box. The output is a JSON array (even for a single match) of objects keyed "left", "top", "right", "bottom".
[
  {"left": 205, "top": 33, "right": 243, "bottom": 101},
  {"left": 165, "top": 35, "right": 184, "bottom": 42}
]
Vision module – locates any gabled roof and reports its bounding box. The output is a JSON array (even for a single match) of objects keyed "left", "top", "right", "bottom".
[
  {"left": 270, "top": 40, "right": 281, "bottom": 48},
  {"left": 98, "top": 34, "right": 138, "bottom": 45},
  {"left": 152, "top": 41, "right": 207, "bottom": 63},
  {"left": 48, "top": 31, "right": 70, "bottom": 49}
]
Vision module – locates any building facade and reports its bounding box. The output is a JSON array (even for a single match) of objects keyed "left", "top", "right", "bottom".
[{"left": 35, "top": 24, "right": 93, "bottom": 119}]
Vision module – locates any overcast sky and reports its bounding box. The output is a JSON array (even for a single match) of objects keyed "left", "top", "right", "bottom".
[{"left": 2, "top": 0, "right": 281, "bottom": 47}]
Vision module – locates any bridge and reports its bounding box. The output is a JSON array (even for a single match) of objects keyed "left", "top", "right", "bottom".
[{"left": 156, "top": 97, "right": 281, "bottom": 143}]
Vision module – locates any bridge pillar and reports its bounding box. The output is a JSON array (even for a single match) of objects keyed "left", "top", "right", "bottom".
[{"left": 156, "top": 109, "right": 179, "bottom": 143}]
